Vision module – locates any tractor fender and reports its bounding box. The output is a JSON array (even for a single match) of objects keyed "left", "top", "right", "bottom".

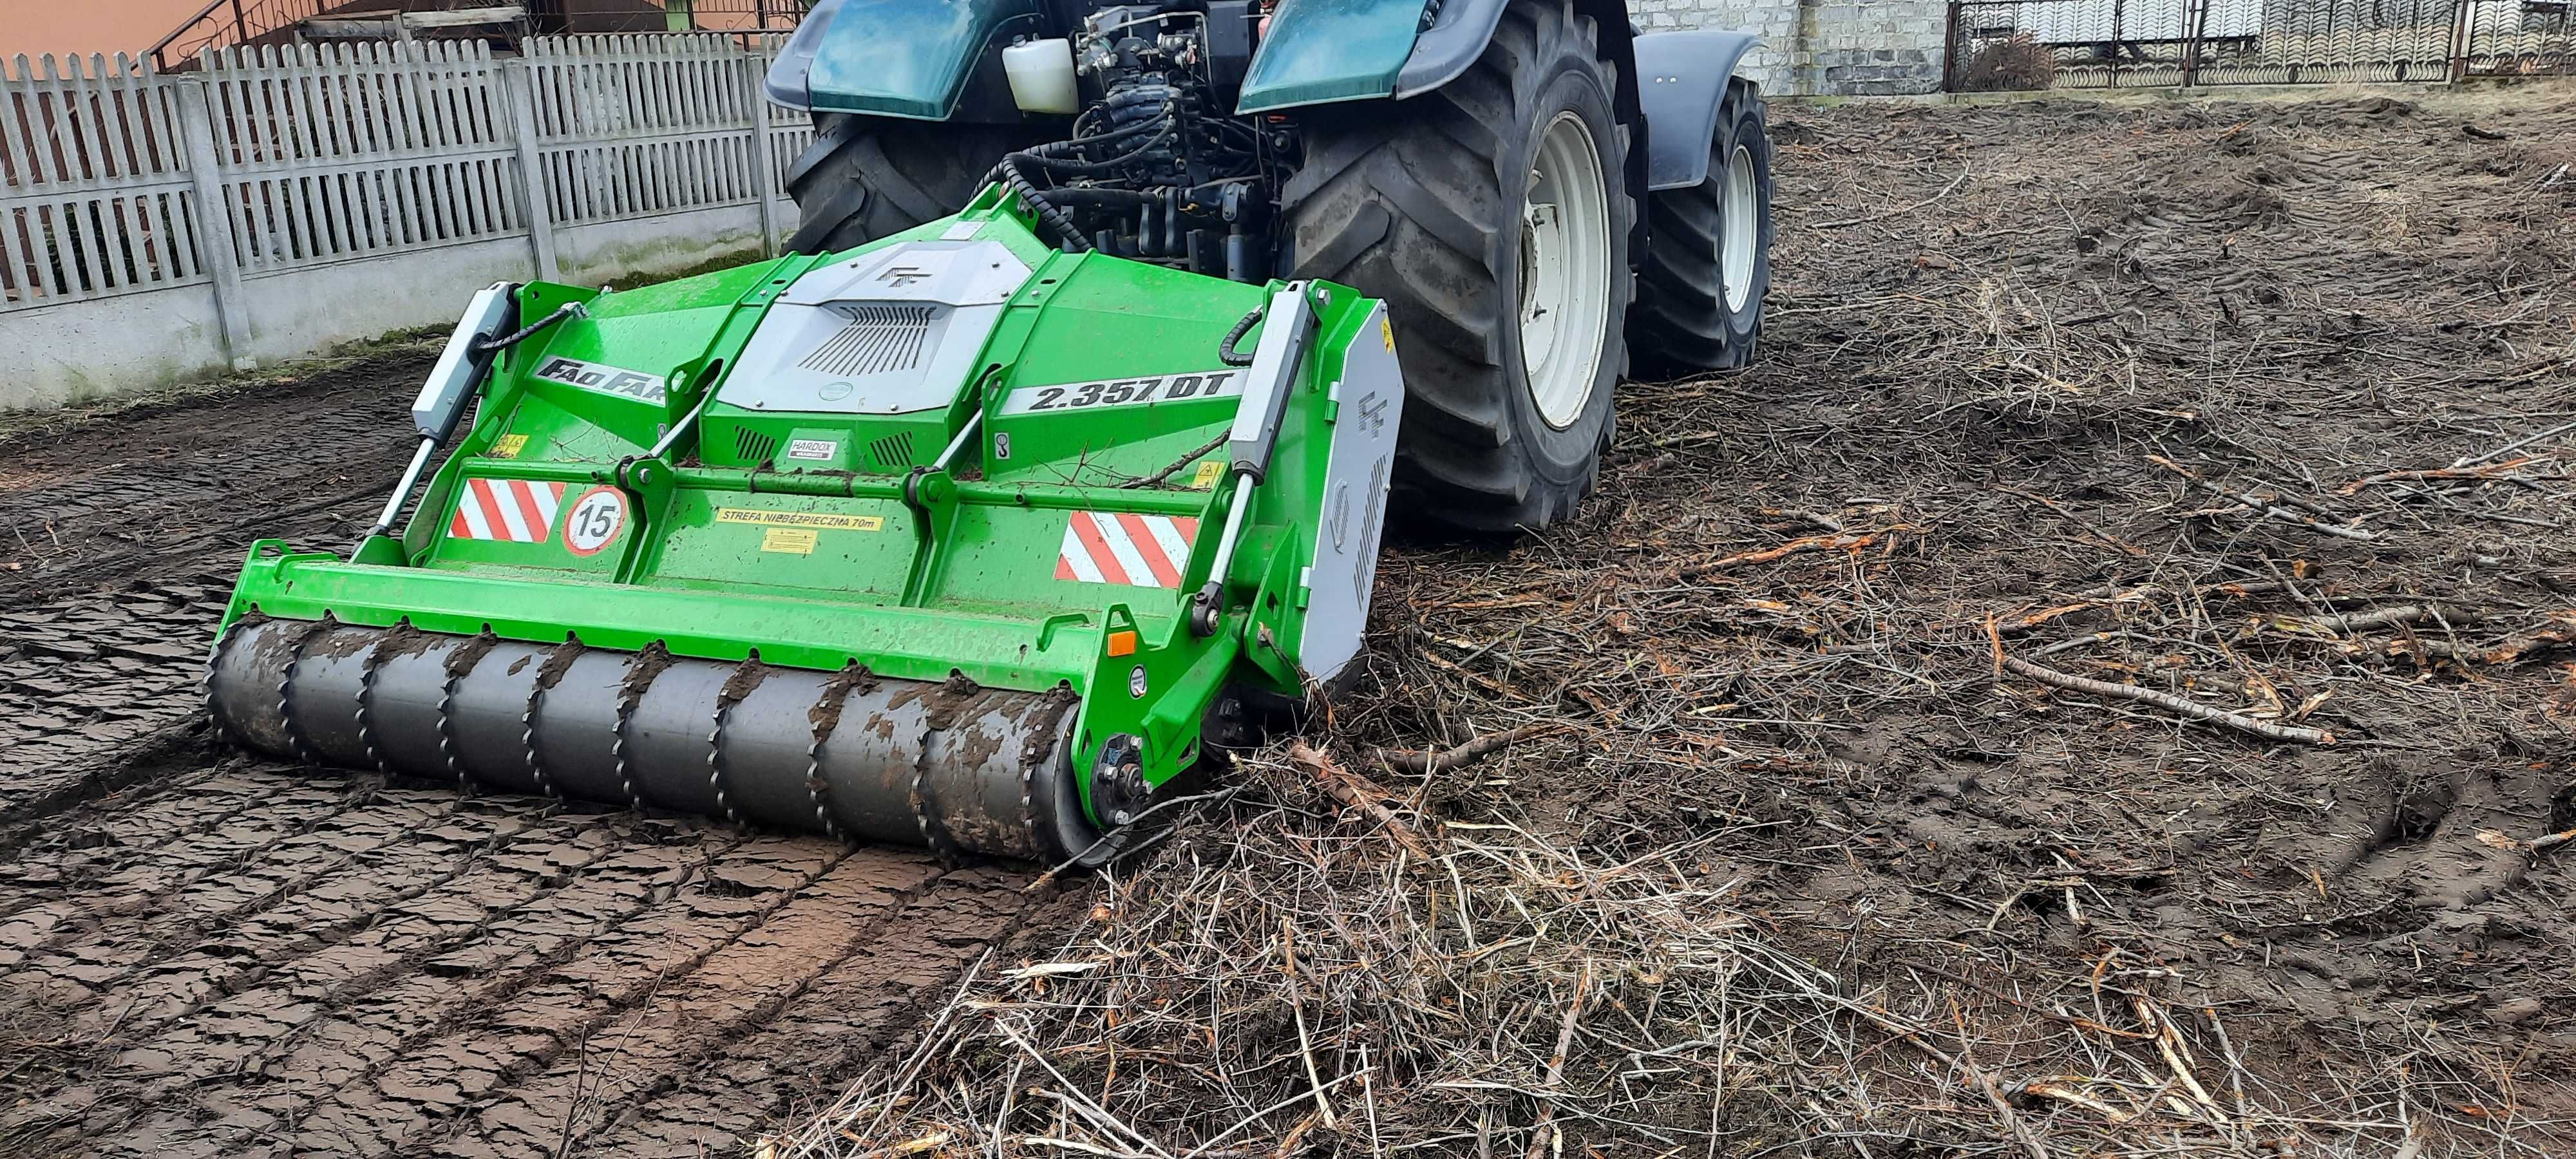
[
  {"left": 1394, "top": 0, "right": 1513, "bottom": 98},
  {"left": 1633, "top": 30, "right": 1761, "bottom": 190},
  {"left": 1241, "top": 0, "right": 1657, "bottom": 114},
  {"left": 1245, "top": 0, "right": 1662, "bottom": 258},
  {"left": 765, "top": 0, "right": 1042, "bottom": 119}
]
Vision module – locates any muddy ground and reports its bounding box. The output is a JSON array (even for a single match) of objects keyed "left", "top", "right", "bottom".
[
  {"left": 1323, "top": 88, "right": 2576, "bottom": 1153},
  {"left": 0, "top": 350, "right": 1081, "bottom": 1156},
  {"left": 5, "top": 88, "right": 2573, "bottom": 1157}
]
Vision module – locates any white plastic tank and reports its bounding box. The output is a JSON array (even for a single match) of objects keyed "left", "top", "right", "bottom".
[{"left": 1003, "top": 38, "right": 1081, "bottom": 115}]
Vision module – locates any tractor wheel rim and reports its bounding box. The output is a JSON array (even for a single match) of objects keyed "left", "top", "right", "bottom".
[
  {"left": 1721, "top": 142, "right": 1757, "bottom": 314},
  {"left": 1520, "top": 111, "right": 1611, "bottom": 431}
]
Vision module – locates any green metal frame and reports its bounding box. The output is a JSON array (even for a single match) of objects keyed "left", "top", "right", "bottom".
[{"left": 218, "top": 188, "right": 1382, "bottom": 829}]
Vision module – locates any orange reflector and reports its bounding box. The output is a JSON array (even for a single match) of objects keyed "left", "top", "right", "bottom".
[{"left": 1106, "top": 630, "right": 1138, "bottom": 657}]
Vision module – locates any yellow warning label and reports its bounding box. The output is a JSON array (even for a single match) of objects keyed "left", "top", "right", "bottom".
[
  {"left": 714, "top": 508, "right": 884, "bottom": 532},
  {"left": 489, "top": 433, "right": 529, "bottom": 459},
  {"left": 760, "top": 527, "right": 819, "bottom": 554},
  {"left": 1379, "top": 316, "right": 1396, "bottom": 352},
  {"left": 1190, "top": 459, "right": 1226, "bottom": 489}
]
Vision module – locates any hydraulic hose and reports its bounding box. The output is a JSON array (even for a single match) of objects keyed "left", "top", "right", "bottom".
[
  {"left": 1218, "top": 306, "right": 1263, "bottom": 367},
  {"left": 995, "top": 156, "right": 1092, "bottom": 252},
  {"left": 1040, "top": 188, "right": 1159, "bottom": 206},
  {"left": 472, "top": 299, "right": 586, "bottom": 355},
  {"left": 1008, "top": 123, "right": 1175, "bottom": 178}
]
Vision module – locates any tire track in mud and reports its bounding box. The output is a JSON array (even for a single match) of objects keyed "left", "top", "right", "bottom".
[
  {"left": 0, "top": 762, "right": 253, "bottom": 923},
  {"left": 429, "top": 861, "right": 1028, "bottom": 1159},
  {"left": 7, "top": 831, "right": 806, "bottom": 1154},
  {"left": 0, "top": 545, "right": 350, "bottom": 828},
  {"left": 125, "top": 840, "right": 880, "bottom": 1157},
  {"left": 2, "top": 784, "right": 474, "bottom": 1024},
  {"left": 1, "top": 353, "right": 1065, "bottom": 1159},
  {"left": 573, "top": 868, "right": 1050, "bottom": 1158},
  {"left": 0, "top": 584, "right": 233, "bottom": 811},
  {"left": 1, "top": 770, "right": 390, "bottom": 941},
  {"left": 0, "top": 356, "right": 426, "bottom": 825},
  {"left": 5, "top": 784, "right": 630, "bottom": 1044},
  {"left": 0, "top": 350, "right": 429, "bottom": 605},
  {"left": 12, "top": 809, "right": 697, "bottom": 1130}
]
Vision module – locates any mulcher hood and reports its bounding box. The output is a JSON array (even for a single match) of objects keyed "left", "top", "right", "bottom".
[{"left": 208, "top": 189, "right": 1405, "bottom": 863}]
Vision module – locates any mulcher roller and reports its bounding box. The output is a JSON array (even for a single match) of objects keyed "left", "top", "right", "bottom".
[
  {"left": 202, "top": 193, "right": 1405, "bottom": 867},
  {"left": 208, "top": 619, "right": 1085, "bottom": 860}
]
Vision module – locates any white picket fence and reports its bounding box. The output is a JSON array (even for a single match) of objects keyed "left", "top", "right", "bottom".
[{"left": 0, "top": 35, "right": 815, "bottom": 409}]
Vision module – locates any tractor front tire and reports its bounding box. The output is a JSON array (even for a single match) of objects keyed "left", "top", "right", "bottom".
[
  {"left": 784, "top": 115, "right": 1038, "bottom": 255},
  {"left": 1627, "top": 78, "right": 1773, "bottom": 377},
  {"left": 1283, "top": 0, "right": 1633, "bottom": 534}
]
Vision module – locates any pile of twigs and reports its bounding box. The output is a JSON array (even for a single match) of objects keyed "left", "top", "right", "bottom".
[{"left": 762, "top": 748, "right": 2426, "bottom": 1159}]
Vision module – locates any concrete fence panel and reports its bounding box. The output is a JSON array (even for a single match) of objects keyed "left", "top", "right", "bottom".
[{"left": 0, "top": 33, "right": 800, "bottom": 411}]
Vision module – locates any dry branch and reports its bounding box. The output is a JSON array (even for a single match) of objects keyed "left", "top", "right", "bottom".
[
  {"left": 2149, "top": 455, "right": 2380, "bottom": 540},
  {"left": 2291, "top": 603, "right": 2476, "bottom": 634},
  {"left": 1287, "top": 741, "right": 1431, "bottom": 857},
  {"left": 1676, "top": 532, "right": 1879, "bottom": 578},
  {"left": 2337, "top": 457, "right": 2540, "bottom": 495},
  {"left": 2454, "top": 418, "right": 2576, "bottom": 467},
  {"left": 1522, "top": 963, "right": 1593, "bottom": 1159},
  {"left": 1379, "top": 723, "right": 1562, "bottom": 775},
  {"left": 2393, "top": 618, "right": 2575, "bottom": 666},
  {"left": 2001, "top": 655, "right": 2335, "bottom": 746},
  {"left": 1953, "top": 1001, "right": 2054, "bottom": 1159},
  {"left": 1811, "top": 167, "right": 1971, "bottom": 228}
]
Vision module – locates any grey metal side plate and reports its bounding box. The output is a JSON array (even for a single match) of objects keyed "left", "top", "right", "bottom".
[{"left": 721, "top": 240, "right": 1032, "bottom": 416}]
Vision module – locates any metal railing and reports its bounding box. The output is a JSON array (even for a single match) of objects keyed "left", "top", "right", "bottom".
[
  {"left": 519, "top": 1, "right": 813, "bottom": 34},
  {"left": 1946, "top": 0, "right": 2575, "bottom": 90},
  {"left": 153, "top": 0, "right": 321, "bottom": 71},
  {"left": 146, "top": 0, "right": 809, "bottom": 71}
]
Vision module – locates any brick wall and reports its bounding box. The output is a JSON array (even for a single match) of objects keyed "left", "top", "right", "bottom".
[{"left": 1629, "top": 0, "right": 1952, "bottom": 96}]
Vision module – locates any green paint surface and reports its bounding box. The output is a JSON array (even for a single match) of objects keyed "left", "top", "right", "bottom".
[{"left": 217, "top": 192, "right": 1383, "bottom": 829}]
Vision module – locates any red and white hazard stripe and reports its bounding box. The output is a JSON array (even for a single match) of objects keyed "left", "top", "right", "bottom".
[
  {"left": 449, "top": 479, "right": 567, "bottom": 543},
  {"left": 1056, "top": 511, "right": 1199, "bottom": 589}
]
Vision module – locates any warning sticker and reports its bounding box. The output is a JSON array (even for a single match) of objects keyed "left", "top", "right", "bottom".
[
  {"left": 562, "top": 485, "right": 628, "bottom": 556},
  {"left": 1057, "top": 511, "right": 1200, "bottom": 589},
  {"left": 450, "top": 478, "right": 565, "bottom": 543},
  {"left": 714, "top": 508, "right": 884, "bottom": 532},
  {"left": 999, "top": 370, "right": 1243, "bottom": 416},
  {"left": 784, "top": 438, "right": 837, "bottom": 462},
  {"left": 488, "top": 433, "right": 529, "bottom": 459},
  {"left": 1189, "top": 459, "right": 1226, "bottom": 489},
  {"left": 760, "top": 527, "right": 819, "bottom": 554}
]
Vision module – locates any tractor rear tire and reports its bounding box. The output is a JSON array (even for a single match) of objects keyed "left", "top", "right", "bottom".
[
  {"left": 1627, "top": 78, "right": 1772, "bottom": 378},
  {"left": 1282, "top": 0, "right": 1633, "bottom": 534},
  {"left": 784, "top": 115, "right": 1039, "bottom": 255}
]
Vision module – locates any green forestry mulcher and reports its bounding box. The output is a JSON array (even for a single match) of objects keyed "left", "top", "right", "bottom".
[{"left": 205, "top": 0, "right": 1776, "bottom": 864}]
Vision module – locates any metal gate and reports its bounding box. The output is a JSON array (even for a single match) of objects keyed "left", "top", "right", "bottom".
[{"left": 1945, "top": 0, "right": 2576, "bottom": 90}]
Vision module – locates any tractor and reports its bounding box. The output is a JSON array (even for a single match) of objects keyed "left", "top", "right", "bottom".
[
  {"left": 772, "top": 0, "right": 1775, "bottom": 529},
  {"left": 203, "top": 0, "right": 1775, "bottom": 864}
]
